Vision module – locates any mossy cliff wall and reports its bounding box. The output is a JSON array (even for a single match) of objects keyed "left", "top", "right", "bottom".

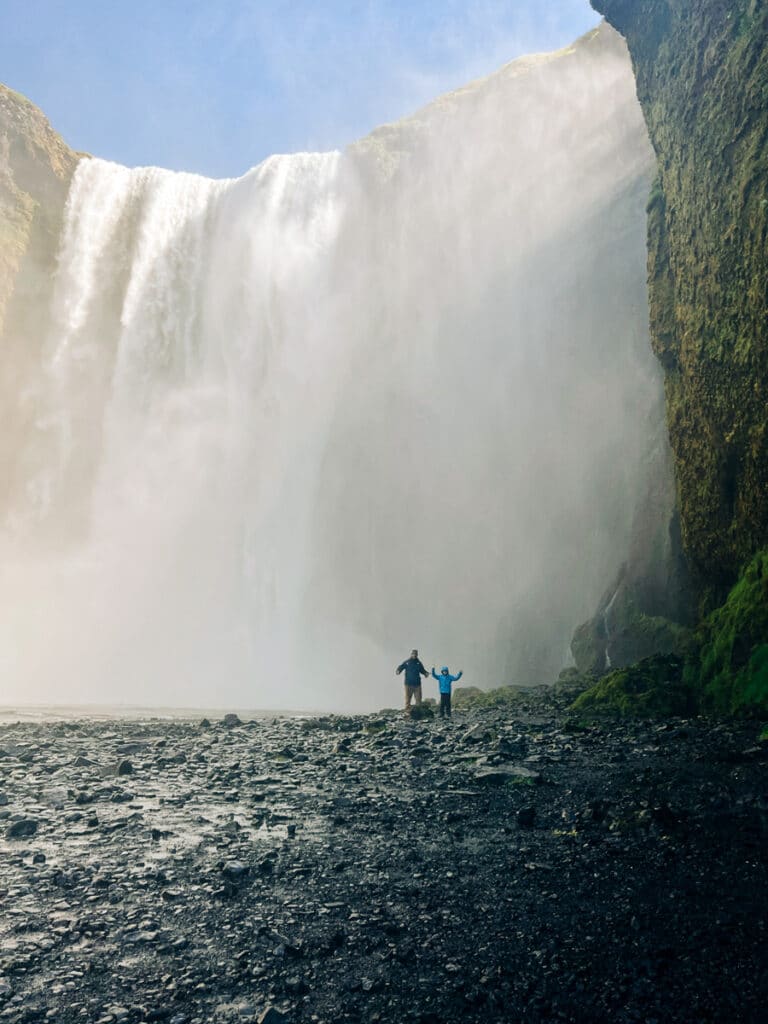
[{"left": 590, "top": 0, "right": 768, "bottom": 607}]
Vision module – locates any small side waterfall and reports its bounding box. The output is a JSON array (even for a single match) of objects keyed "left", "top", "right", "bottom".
[{"left": 0, "top": 25, "right": 663, "bottom": 710}]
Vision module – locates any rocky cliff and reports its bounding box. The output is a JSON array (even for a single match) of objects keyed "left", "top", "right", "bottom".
[
  {"left": 0, "top": 86, "right": 81, "bottom": 506},
  {"left": 0, "top": 85, "right": 80, "bottom": 343},
  {"left": 590, "top": 0, "right": 768, "bottom": 608}
]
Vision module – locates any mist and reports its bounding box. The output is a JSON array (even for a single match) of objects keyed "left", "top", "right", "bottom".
[{"left": 0, "top": 23, "right": 659, "bottom": 712}]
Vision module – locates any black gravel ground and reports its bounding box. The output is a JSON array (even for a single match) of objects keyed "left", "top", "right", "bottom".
[{"left": 1, "top": 693, "right": 767, "bottom": 1024}]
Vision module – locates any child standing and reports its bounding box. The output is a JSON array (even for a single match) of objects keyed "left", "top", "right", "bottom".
[{"left": 431, "top": 666, "right": 463, "bottom": 719}]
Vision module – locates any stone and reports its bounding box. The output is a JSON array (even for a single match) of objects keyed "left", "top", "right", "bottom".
[
  {"left": 285, "top": 975, "right": 308, "bottom": 994},
  {"left": 222, "top": 861, "right": 250, "bottom": 883},
  {"left": 7, "top": 818, "right": 37, "bottom": 839},
  {"left": 223, "top": 713, "right": 242, "bottom": 728},
  {"left": 257, "top": 1009, "right": 287, "bottom": 1024},
  {"left": 517, "top": 807, "right": 536, "bottom": 828},
  {"left": 117, "top": 760, "right": 133, "bottom": 776},
  {"left": 464, "top": 723, "right": 494, "bottom": 745},
  {"left": 475, "top": 766, "right": 542, "bottom": 786},
  {"left": 410, "top": 704, "right": 434, "bottom": 722}
]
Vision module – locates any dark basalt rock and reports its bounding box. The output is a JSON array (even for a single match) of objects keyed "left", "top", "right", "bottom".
[
  {"left": 0, "top": 690, "right": 766, "bottom": 1023},
  {"left": 409, "top": 704, "right": 434, "bottom": 722},
  {"left": 7, "top": 817, "right": 37, "bottom": 839}
]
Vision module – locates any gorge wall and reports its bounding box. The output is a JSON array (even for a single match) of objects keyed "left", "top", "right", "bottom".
[{"left": 591, "top": 0, "right": 768, "bottom": 609}]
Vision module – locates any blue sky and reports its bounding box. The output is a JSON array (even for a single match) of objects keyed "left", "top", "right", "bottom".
[{"left": 1, "top": 1, "right": 600, "bottom": 178}]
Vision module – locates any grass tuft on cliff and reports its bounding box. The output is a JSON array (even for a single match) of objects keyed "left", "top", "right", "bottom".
[
  {"left": 573, "top": 549, "right": 768, "bottom": 718},
  {"left": 570, "top": 654, "right": 697, "bottom": 719},
  {"left": 689, "top": 548, "right": 768, "bottom": 715}
]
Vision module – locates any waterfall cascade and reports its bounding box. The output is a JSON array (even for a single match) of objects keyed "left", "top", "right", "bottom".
[{"left": 0, "top": 24, "right": 661, "bottom": 711}]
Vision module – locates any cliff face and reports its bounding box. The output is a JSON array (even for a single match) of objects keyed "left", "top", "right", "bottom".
[
  {"left": 590, "top": 0, "right": 768, "bottom": 607},
  {"left": 0, "top": 85, "right": 80, "bottom": 342},
  {"left": 0, "top": 85, "right": 81, "bottom": 507}
]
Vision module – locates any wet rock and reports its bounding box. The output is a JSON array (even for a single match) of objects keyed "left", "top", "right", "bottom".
[
  {"left": 0, "top": 684, "right": 766, "bottom": 1024},
  {"left": 463, "top": 723, "right": 494, "bottom": 744},
  {"left": 410, "top": 704, "right": 434, "bottom": 722},
  {"left": 7, "top": 817, "right": 37, "bottom": 839},
  {"left": 117, "top": 759, "right": 133, "bottom": 776},
  {"left": 257, "top": 1010, "right": 287, "bottom": 1024},
  {"left": 285, "top": 975, "right": 308, "bottom": 994},
  {"left": 475, "top": 766, "right": 542, "bottom": 786},
  {"left": 517, "top": 806, "right": 537, "bottom": 828},
  {"left": 222, "top": 860, "right": 250, "bottom": 883},
  {"left": 223, "top": 713, "right": 243, "bottom": 728}
]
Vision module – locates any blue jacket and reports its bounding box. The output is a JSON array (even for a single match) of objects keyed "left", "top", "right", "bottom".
[
  {"left": 432, "top": 667, "right": 463, "bottom": 695},
  {"left": 397, "top": 657, "right": 428, "bottom": 687}
]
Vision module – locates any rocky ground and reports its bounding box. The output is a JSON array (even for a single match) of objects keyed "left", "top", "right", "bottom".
[{"left": 1, "top": 692, "right": 767, "bottom": 1024}]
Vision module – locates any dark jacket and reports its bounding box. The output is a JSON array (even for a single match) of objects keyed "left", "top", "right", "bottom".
[{"left": 397, "top": 657, "right": 428, "bottom": 687}]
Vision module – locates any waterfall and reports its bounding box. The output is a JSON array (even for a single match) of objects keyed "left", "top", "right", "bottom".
[{"left": 0, "top": 25, "right": 662, "bottom": 711}]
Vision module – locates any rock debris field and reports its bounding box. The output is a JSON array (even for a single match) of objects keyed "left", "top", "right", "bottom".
[{"left": 1, "top": 693, "right": 767, "bottom": 1024}]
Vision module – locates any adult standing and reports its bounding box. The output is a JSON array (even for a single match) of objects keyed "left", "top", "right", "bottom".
[{"left": 396, "top": 649, "right": 428, "bottom": 716}]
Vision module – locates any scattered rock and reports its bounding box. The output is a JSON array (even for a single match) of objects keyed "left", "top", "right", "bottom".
[
  {"left": 7, "top": 817, "right": 37, "bottom": 839},
  {"left": 257, "top": 1009, "right": 287, "bottom": 1024},
  {"left": 475, "top": 766, "right": 542, "bottom": 786},
  {"left": 222, "top": 860, "right": 250, "bottom": 883},
  {"left": 0, "top": 688, "right": 764, "bottom": 1023},
  {"left": 410, "top": 704, "right": 434, "bottom": 722},
  {"left": 516, "top": 806, "right": 537, "bottom": 828}
]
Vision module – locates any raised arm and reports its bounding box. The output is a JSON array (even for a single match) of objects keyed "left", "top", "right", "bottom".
[{"left": 431, "top": 667, "right": 440, "bottom": 681}]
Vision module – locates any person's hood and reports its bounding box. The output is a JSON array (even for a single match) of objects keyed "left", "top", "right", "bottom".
[{"left": 441, "top": 667, "right": 450, "bottom": 674}]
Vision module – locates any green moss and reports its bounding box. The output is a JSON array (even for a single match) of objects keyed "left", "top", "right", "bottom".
[
  {"left": 453, "top": 685, "right": 528, "bottom": 710},
  {"left": 571, "top": 654, "right": 698, "bottom": 718},
  {"left": 608, "top": 602, "right": 692, "bottom": 667},
  {"left": 575, "top": 549, "right": 768, "bottom": 719},
  {"left": 593, "top": 0, "right": 768, "bottom": 597},
  {"left": 688, "top": 549, "right": 768, "bottom": 714}
]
